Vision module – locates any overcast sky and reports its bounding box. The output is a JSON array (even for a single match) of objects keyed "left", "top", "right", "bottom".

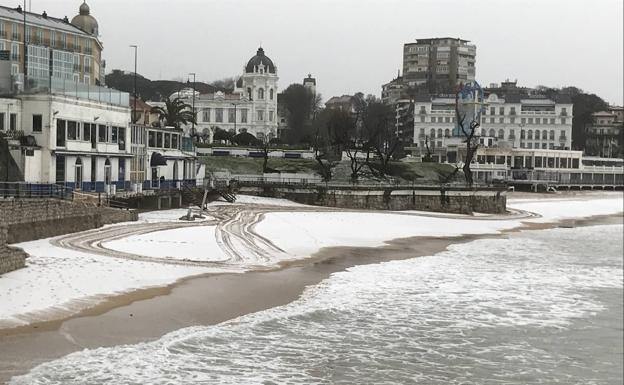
[{"left": 21, "top": 0, "right": 624, "bottom": 105}]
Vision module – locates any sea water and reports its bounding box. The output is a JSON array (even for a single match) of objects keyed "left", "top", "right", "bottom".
[{"left": 10, "top": 224, "right": 623, "bottom": 384}]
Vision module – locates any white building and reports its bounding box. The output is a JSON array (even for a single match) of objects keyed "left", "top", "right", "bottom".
[
  {"left": 411, "top": 86, "right": 574, "bottom": 163},
  {"left": 1, "top": 91, "right": 132, "bottom": 192},
  {"left": 170, "top": 47, "right": 279, "bottom": 142}
]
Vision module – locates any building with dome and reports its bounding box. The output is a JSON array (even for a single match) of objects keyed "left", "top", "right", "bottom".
[
  {"left": 170, "top": 47, "right": 279, "bottom": 142},
  {"left": 0, "top": 1, "right": 105, "bottom": 89}
]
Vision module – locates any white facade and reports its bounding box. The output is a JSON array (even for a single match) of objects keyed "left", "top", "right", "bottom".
[
  {"left": 3, "top": 93, "right": 132, "bottom": 191},
  {"left": 412, "top": 93, "right": 574, "bottom": 154},
  {"left": 172, "top": 47, "right": 279, "bottom": 142}
]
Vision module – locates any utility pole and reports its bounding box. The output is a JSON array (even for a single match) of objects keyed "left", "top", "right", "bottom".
[
  {"left": 22, "top": 0, "right": 27, "bottom": 90},
  {"left": 188, "top": 72, "right": 196, "bottom": 138},
  {"left": 129, "top": 45, "right": 138, "bottom": 124}
]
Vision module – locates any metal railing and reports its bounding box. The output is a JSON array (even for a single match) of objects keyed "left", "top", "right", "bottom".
[{"left": 0, "top": 182, "right": 73, "bottom": 200}]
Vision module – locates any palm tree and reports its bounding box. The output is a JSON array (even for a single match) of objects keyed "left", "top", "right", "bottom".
[{"left": 151, "top": 97, "right": 196, "bottom": 132}]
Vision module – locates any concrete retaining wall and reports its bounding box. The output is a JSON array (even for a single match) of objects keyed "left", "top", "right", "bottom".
[
  {"left": 0, "top": 198, "right": 138, "bottom": 274},
  {"left": 238, "top": 186, "right": 506, "bottom": 214}
]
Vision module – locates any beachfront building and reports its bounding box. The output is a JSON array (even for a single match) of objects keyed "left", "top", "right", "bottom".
[
  {"left": 129, "top": 123, "right": 197, "bottom": 190},
  {"left": 1, "top": 90, "right": 132, "bottom": 192},
  {"left": 584, "top": 106, "right": 623, "bottom": 158},
  {"left": 170, "top": 47, "right": 279, "bottom": 143},
  {"left": 0, "top": 1, "right": 105, "bottom": 91},
  {"left": 409, "top": 82, "right": 574, "bottom": 163}
]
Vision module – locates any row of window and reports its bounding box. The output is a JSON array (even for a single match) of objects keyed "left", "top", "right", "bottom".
[
  {"left": 0, "top": 112, "right": 18, "bottom": 131},
  {"left": 201, "top": 108, "right": 274, "bottom": 123},
  {"left": 419, "top": 127, "right": 568, "bottom": 141},
  {"left": 55, "top": 118, "right": 126, "bottom": 148},
  {"left": 484, "top": 106, "right": 567, "bottom": 116},
  {"left": 245, "top": 87, "right": 274, "bottom": 101},
  {"left": 420, "top": 115, "right": 568, "bottom": 125},
  {"left": 147, "top": 130, "right": 180, "bottom": 150},
  {"left": 0, "top": 21, "right": 95, "bottom": 53}
]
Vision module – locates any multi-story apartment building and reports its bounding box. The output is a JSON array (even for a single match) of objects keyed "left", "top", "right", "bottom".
[
  {"left": 410, "top": 82, "right": 573, "bottom": 163},
  {"left": 0, "top": 1, "right": 104, "bottom": 90},
  {"left": 167, "top": 47, "right": 279, "bottom": 142},
  {"left": 585, "top": 106, "right": 623, "bottom": 158},
  {"left": 403, "top": 37, "right": 476, "bottom": 94}
]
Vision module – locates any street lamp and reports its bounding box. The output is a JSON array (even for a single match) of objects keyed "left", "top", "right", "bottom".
[
  {"left": 188, "top": 72, "right": 196, "bottom": 138},
  {"left": 129, "top": 45, "right": 138, "bottom": 124}
]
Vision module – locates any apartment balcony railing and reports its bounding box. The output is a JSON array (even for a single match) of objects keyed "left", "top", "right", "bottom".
[{"left": 520, "top": 111, "right": 556, "bottom": 115}]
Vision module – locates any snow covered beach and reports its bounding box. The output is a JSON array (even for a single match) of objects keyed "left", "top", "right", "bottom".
[{"left": 0, "top": 192, "right": 621, "bottom": 330}]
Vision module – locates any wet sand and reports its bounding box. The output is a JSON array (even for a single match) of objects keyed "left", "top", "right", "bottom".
[{"left": 0, "top": 211, "right": 622, "bottom": 383}]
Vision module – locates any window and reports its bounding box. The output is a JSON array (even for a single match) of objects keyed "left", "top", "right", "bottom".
[
  {"left": 498, "top": 129, "right": 504, "bottom": 139},
  {"left": 258, "top": 88, "right": 264, "bottom": 100},
  {"left": 55, "top": 155, "right": 65, "bottom": 183},
  {"left": 228, "top": 108, "right": 236, "bottom": 123},
  {"left": 269, "top": 88, "right": 274, "bottom": 100},
  {"left": 269, "top": 111, "right": 274, "bottom": 122},
  {"left": 67, "top": 121, "right": 78, "bottom": 140},
  {"left": 445, "top": 117, "right": 450, "bottom": 123},
  {"left": 490, "top": 107, "right": 495, "bottom": 115},
  {"left": 241, "top": 109, "right": 248, "bottom": 123},
  {"left": 550, "top": 118, "right": 555, "bottom": 124},
  {"left": 202, "top": 109, "right": 210, "bottom": 122},
  {"left": 437, "top": 128, "right": 443, "bottom": 138},
  {"left": 148, "top": 131, "right": 156, "bottom": 147},
  {"left": 499, "top": 107, "right": 504, "bottom": 115},
  {"left": 560, "top": 118, "right": 567, "bottom": 125},
  {"left": 215, "top": 108, "right": 223, "bottom": 122},
  {"left": 420, "top": 116, "right": 425, "bottom": 122},
  {"left": 535, "top": 130, "right": 540, "bottom": 140},
  {"left": 98, "top": 124, "right": 107, "bottom": 142},
  {"left": 527, "top": 130, "right": 533, "bottom": 139},
  {"left": 172, "top": 134, "right": 178, "bottom": 149},
  {"left": 489, "top": 117, "right": 494, "bottom": 124},
  {"left": 499, "top": 117, "right": 504, "bottom": 124},
  {"left": 111, "top": 126, "right": 118, "bottom": 143},
  {"left": 156, "top": 132, "right": 163, "bottom": 147},
  {"left": 32, "top": 114, "right": 43, "bottom": 132},
  {"left": 510, "top": 107, "right": 516, "bottom": 115},
  {"left": 247, "top": 87, "right": 252, "bottom": 100},
  {"left": 164, "top": 133, "right": 171, "bottom": 148},
  {"left": 83, "top": 123, "right": 92, "bottom": 141},
  {"left": 528, "top": 118, "right": 533, "bottom": 124},
  {"left": 510, "top": 117, "right": 515, "bottom": 124},
  {"left": 549, "top": 130, "right": 555, "bottom": 140},
  {"left": 257, "top": 110, "right": 264, "bottom": 121},
  {"left": 521, "top": 118, "right": 526, "bottom": 124},
  {"left": 0, "top": 113, "right": 4, "bottom": 130},
  {"left": 430, "top": 128, "right": 436, "bottom": 138},
  {"left": 542, "top": 130, "right": 547, "bottom": 140}
]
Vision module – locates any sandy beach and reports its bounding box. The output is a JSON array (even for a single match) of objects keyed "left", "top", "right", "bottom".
[{"left": 0, "top": 192, "right": 622, "bottom": 383}]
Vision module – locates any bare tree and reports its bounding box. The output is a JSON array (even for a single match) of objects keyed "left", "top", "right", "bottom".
[
  {"left": 365, "top": 101, "right": 399, "bottom": 178},
  {"left": 454, "top": 83, "right": 483, "bottom": 186}
]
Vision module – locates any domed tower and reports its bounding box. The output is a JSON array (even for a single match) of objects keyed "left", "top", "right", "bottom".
[
  {"left": 235, "top": 47, "right": 279, "bottom": 140},
  {"left": 71, "top": 1, "right": 99, "bottom": 36}
]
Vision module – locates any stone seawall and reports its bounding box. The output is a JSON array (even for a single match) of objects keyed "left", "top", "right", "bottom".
[
  {"left": 0, "top": 223, "right": 27, "bottom": 275},
  {"left": 238, "top": 186, "right": 506, "bottom": 214},
  {"left": 0, "top": 198, "right": 138, "bottom": 274}
]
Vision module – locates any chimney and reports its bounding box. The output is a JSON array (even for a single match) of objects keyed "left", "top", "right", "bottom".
[
  {"left": 16, "top": 5, "right": 22, "bottom": 12},
  {"left": 42, "top": 11, "right": 48, "bottom": 19}
]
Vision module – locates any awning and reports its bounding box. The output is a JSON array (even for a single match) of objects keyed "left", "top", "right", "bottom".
[{"left": 150, "top": 152, "right": 168, "bottom": 166}]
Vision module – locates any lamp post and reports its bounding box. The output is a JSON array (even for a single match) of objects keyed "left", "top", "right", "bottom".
[
  {"left": 129, "top": 45, "right": 138, "bottom": 124},
  {"left": 188, "top": 72, "right": 196, "bottom": 138}
]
